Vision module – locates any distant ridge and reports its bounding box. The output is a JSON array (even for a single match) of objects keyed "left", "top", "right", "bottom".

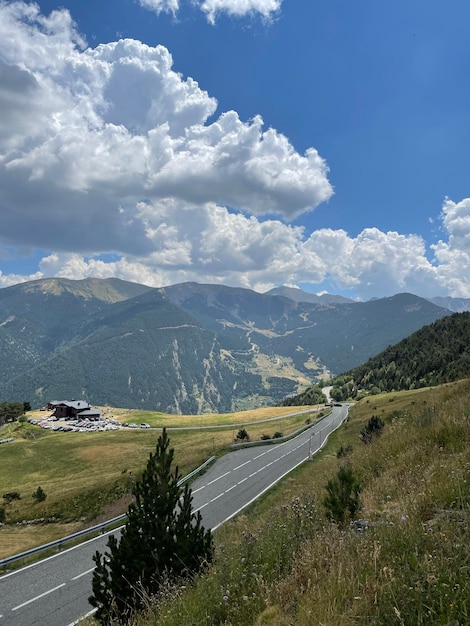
[
  {"left": 265, "top": 285, "right": 354, "bottom": 305},
  {"left": 0, "top": 278, "right": 451, "bottom": 412},
  {"left": 4, "top": 276, "right": 153, "bottom": 302},
  {"left": 428, "top": 296, "right": 470, "bottom": 313},
  {"left": 299, "top": 311, "right": 470, "bottom": 404}
]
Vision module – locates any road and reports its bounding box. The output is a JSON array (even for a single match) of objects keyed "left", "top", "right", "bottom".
[{"left": 0, "top": 404, "right": 350, "bottom": 626}]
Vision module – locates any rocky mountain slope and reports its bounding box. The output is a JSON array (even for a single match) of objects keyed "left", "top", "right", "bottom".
[{"left": 0, "top": 278, "right": 451, "bottom": 412}]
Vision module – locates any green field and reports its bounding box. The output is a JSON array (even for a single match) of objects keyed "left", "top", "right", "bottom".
[{"left": 0, "top": 405, "right": 319, "bottom": 558}]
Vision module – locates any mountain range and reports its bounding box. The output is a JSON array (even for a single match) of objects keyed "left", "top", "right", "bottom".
[
  {"left": 320, "top": 310, "right": 470, "bottom": 402},
  {"left": 0, "top": 278, "right": 459, "bottom": 413}
]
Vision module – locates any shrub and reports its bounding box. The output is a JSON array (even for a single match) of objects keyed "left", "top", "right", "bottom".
[
  {"left": 272, "top": 431, "right": 283, "bottom": 439},
  {"left": 323, "top": 464, "right": 362, "bottom": 528},
  {"left": 360, "top": 415, "right": 384, "bottom": 443},
  {"left": 2, "top": 492, "right": 21, "bottom": 504},
  {"left": 32, "top": 486, "right": 47, "bottom": 503},
  {"left": 336, "top": 444, "right": 353, "bottom": 458},
  {"left": 0, "top": 506, "right": 5, "bottom": 523},
  {"left": 236, "top": 428, "right": 250, "bottom": 442}
]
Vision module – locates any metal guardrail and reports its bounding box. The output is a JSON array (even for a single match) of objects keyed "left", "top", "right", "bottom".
[
  {"left": 229, "top": 409, "right": 332, "bottom": 449},
  {"left": 0, "top": 455, "right": 215, "bottom": 572}
]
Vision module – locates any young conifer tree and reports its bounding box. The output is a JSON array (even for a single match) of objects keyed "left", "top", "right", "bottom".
[{"left": 89, "top": 428, "right": 213, "bottom": 625}]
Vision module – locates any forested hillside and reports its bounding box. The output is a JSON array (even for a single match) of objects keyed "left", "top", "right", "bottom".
[
  {"left": 285, "top": 312, "right": 470, "bottom": 405},
  {"left": 328, "top": 312, "right": 470, "bottom": 401},
  {"left": 0, "top": 278, "right": 452, "bottom": 411}
]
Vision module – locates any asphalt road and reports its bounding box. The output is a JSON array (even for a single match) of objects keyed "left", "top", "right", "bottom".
[{"left": 0, "top": 404, "right": 350, "bottom": 626}]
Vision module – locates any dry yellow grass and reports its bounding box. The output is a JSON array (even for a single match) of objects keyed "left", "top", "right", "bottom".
[
  {"left": 107, "top": 405, "right": 319, "bottom": 428},
  {"left": 0, "top": 406, "right": 320, "bottom": 558},
  {"left": 0, "top": 522, "right": 85, "bottom": 557}
]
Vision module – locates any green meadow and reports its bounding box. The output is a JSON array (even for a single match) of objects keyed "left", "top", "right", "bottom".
[{"left": 0, "top": 405, "right": 318, "bottom": 557}]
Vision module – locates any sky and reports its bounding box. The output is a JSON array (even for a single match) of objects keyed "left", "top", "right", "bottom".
[{"left": 1, "top": 0, "right": 470, "bottom": 300}]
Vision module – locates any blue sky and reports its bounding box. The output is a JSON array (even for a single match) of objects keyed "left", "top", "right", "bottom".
[{"left": 0, "top": 0, "right": 469, "bottom": 299}]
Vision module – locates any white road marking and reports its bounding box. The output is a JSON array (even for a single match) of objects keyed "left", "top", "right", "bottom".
[
  {"left": 207, "top": 471, "right": 230, "bottom": 486},
  {"left": 67, "top": 608, "right": 97, "bottom": 626},
  {"left": 209, "top": 493, "right": 224, "bottom": 504},
  {"left": 253, "top": 450, "right": 268, "bottom": 459},
  {"left": 71, "top": 567, "right": 95, "bottom": 581},
  {"left": 233, "top": 460, "right": 251, "bottom": 470},
  {"left": 0, "top": 525, "right": 125, "bottom": 581},
  {"left": 12, "top": 583, "right": 66, "bottom": 611},
  {"left": 224, "top": 484, "right": 237, "bottom": 493},
  {"left": 211, "top": 453, "right": 310, "bottom": 532}
]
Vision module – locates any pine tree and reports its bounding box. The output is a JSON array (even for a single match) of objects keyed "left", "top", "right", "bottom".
[
  {"left": 32, "top": 486, "right": 47, "bottom": 502},
  {"left": 323, "top": 464, "right": 362, "bottom": 528},
  {"left": 89, "top": 428, "right": 213, "bottom": 625}
]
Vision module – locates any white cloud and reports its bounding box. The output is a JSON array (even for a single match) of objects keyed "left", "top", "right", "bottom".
[
  {"left": 0, "top": 3, "right": 469, "bottom": 300},
  {"left": 304, "top": 227, "right": 436, "bottom": 298},
  {"left": 139, "top": 0, "right": 179, "bottom": 17},
  {"left": 0, "top": 197, "right": 466, "bottom": 300},
  {"left": 429, "top": 198, "right": 470, "bottom": 297},
  {"left": 0, "top": 2, "right": 332, "bottom": 260},
  {"left": 137, "top": 0, "right": 282, "bottom": 23},
  {"left": 0, "top": 269, "right": 43, "bottom": 288},
  {"left": 198, "top": 0, "right": 282, "bottom": 24}
]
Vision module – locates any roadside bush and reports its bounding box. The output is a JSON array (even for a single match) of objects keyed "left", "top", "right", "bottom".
[
  {"left": 323, "top": 464, "right": 362, "bottom": 528},
  {"left": 272, "top": 431, "right": 283, "bottom": 439},
  {"left": 360, "top": 415, "right": 384, "bottom": 443},
  {"left": 336, "top": 444, "right": 353, "bottom": 458},
  {"left": 236, "top": 428, "right": 250, "bottom": 442},
  {"left": 0, "top": 506, "right": 5, "bottom": 523}
]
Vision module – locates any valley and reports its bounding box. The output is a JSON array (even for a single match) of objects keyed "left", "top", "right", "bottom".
[{"left": 0, "top": 277, "right": 453, "bottom": 413}]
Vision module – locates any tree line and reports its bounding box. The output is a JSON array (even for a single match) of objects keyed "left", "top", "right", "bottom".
[
  {"left": 329, "top": 312, "right": 470, "bottom": 401},
  {"left": 0, "top": 401, "right": 31, "bottom": 426},
  {"left": 287, "top": 312, "right": 470, "bottom": 404}
]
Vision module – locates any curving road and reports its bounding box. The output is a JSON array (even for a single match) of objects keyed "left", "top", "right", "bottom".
[{"left": 0, "top": 404, "right": 350, "bottom": 626}]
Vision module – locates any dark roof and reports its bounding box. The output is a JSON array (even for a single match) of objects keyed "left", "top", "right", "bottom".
[{"left": 49, "top": 401, "right": 91, "bottom": 410}]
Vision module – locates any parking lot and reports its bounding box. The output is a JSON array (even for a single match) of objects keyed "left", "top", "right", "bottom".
[{"left": 28, "top": 415, "right": 122, "bottom": 432}]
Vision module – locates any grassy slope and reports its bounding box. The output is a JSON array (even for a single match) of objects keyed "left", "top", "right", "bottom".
[
  {"left": 129, "top": 379, "right": 470, "bottom": 626},
  {"left": 0, "top": 406, "right": 319, "bottom": 558}
]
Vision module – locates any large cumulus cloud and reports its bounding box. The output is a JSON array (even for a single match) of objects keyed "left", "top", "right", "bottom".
[
  {"left": 2, "top": 197, "right": 469, "bottom": 300},
  {"left": 0, "top": 2, "right": 469, "bottom": 300},
  {"left": 0, "top": 1, "right": 331, "bottom": 258}
]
